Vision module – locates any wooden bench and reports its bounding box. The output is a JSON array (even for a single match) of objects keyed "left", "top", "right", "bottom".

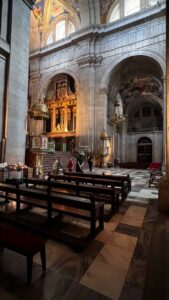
[
  {"left": 49, "top": 174, "right": 128, "bottom": 202},
  {"left": 64, "top": 171, "right": 131, "bottom": 192},
  {"left": 25, "top": 178, "right": 119, "bottom": 217},
  {"left": 0, "top": 222, "right": 46, "bottom": 285},
  {"left": 0, "top": 183, "right": 104, "bottom": 240}
]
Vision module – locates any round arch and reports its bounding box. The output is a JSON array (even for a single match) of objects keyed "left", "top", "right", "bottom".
[
  {"left": 40, "top": 68, "right": 80, "bottom": 98},
  {"left": 100, "top": 51, "right": 165, "bottom": 92}
]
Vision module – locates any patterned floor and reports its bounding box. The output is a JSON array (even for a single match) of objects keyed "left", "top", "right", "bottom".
[{"left": 0, "top": 168, "right": 163, "bottom": 300}]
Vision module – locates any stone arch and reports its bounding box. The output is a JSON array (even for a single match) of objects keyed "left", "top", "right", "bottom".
[
  {"left": 100, "top": 51, "right": 165, "bottom": 92},
  {"left": 40, "top": 68, "right": 80, "bottom": 98},
  {"left": 127, "top": 95, "right": 163, "bottom": 117}
]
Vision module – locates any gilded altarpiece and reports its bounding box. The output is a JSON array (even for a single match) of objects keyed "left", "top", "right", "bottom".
[{"left": 46, "top": 74, "right": 77, "bottom": 151}]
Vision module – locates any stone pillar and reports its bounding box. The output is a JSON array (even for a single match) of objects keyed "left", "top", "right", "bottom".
[
  {"left": 97, "top": 88, "right": 108, "bottom": 137},
  {"left": 158, "top": 4, "right": 169, "bottom": 213},
  {"left": 121, "top": 121, "right": 126, "bottom": 162},
  {"left": 5, "top": 1, "right": 33, "bottom": 163},
  {"left": 77, "top": 55, "right": 102, "bottom": 147},
  {"left": 162, "top": 76, "right": 166, "bottom": 170},
  {"left": 79, "top": 0, "right": 100, "bottom": 28}
]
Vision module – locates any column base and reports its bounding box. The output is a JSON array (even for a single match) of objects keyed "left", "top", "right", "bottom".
[
  {"left": 161, "top": 162, "right": 166, "bottom": 172},
  {"left": 158, "top": 179, "right": 169, "bottom": 214}
]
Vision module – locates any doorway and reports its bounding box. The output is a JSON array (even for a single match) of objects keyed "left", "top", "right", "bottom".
[{"left": 137, "top": 137, "right": 152, "bottom": 163}]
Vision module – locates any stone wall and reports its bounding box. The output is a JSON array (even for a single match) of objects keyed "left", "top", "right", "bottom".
[
  {"left": 0, "top": 0, "right": 34, "bottom": 164},
  {"left": 29, "top": 1, "right": 166, "bottom": 163}
]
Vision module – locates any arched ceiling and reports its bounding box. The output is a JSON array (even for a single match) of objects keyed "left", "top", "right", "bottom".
[
  {"left": 107, "top": 55, "right": 163, "bottom": 116},
  {"left": 30, "top": 0, "right": 80, "bottom": 50}
]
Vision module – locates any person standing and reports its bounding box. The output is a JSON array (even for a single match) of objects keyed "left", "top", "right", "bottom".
[
  {"left": 114, "top": 157, "right": 117, "bottom": 168},
  {"left": 87, "top": 153, "right": 93, "bottom": 172},
  {"left": 52, "top": 158, "right": 63, "bottom": 175},
  {"left": 76, "top": 155, "right": 84, "bottom": 172},
  {"left": 67, "top": 158, "right": 74, "bottom": 173}
]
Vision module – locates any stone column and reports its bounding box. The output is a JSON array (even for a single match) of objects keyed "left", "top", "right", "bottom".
[
  {"left": 162, "top": 76, "right": 166, "bottom": 170},
  {"left": 97, "top": 88, "right": 108, "bottom": 136},
  {"left": 5, "top": 1, "right": 32, "bottom": 163},
  {"left": 158, "top": 5, "right": 169, "bottom": 213},
  {"left": 121, "top": 120, "right": 126, "bottom": 162},
  {"left": 77, "top": 55, "right": 102, "bottom": 147}
]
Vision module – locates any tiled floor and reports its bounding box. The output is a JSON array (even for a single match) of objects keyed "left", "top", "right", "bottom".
[{"left": 0, "top": 168, "right": 164, "bottom": 300}]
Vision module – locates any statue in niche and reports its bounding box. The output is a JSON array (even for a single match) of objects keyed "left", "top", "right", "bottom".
[{"left": 56, "top": 123, "right": 61, "bottom": 131}]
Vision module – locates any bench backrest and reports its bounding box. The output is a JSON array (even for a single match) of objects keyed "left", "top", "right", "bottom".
[
  {"left": 49, "top": 174, "right": 125, "bottom": 187},
  {"left": 25, "top": 178, "right": 115, "bottom": 196},
  {"left": 0, "top": 183, "right": 99, "bottom": 211}
]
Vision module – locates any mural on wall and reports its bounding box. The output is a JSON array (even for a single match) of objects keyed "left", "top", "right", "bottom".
[
  {"left": 119, "top": 77, "right": 163, "bottom": 113},
  {"left": 33, "top": 0, "right": 44, "bottom": 30},
  {"left": 33, "top": 0, "right": 80, "bottom": 27},
  {"left": 50, "top": 0, "right": 64, "bottom": 19},
  {"left": 100, "top": 0, "right": 113, "bottom": 23}
]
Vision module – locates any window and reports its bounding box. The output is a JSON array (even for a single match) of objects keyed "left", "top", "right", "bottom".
[
  {"left": 68, "top": 21, "right": 75, "bottom": 34},
  {"left": 46, "top": 19, "right": 76, "bottom": 45},
  {"left": 47, "top": 32, "right": 54, "bottom": 45},
  {"left": 56, "top": 20, "right": 65, "bottom": 41},
  {"left": 149, "top": 0, "right": 158, "bottom": 6},
  {"left": 125, "top": 0, "right": 140, "bottom": 16},
  {"left": 109, "top": 3, "right": 120, "bottom": 22}
]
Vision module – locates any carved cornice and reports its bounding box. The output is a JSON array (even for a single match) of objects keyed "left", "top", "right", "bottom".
[
  {"left": 23, "top": 0, "right": 35, "bottom": 9},
  {"left": 77, "top": 55, "right": 103, "bottom": 68}
]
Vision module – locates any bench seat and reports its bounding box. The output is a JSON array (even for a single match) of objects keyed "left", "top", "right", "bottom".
[{"left": 0, "top": 222, "right": 46, "bottom": 285}]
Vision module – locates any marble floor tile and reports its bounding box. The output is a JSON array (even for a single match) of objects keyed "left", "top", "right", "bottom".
[
  {"left": 126, "top": 198, "right": 148, "bottom": 205},
  {"left": 18, "top": 269, "right": 111, "bottom": 300},
  {"left": 120, "top": 206, "right": 146, "bottom": 228},
  {"left": 97, "top": 243, "right": 132, "bottom": 272},
  {"left": 33, "top": 240, "right": 69, "bottom": 269},
  {"left": 128, "top": 192, "right": 142, "bottom": 198},
  {"left": 80, "top": 259, "right": 126, "bottom": 300},
  {"left": 116, "top": 223, "right": 140, "bottom": 237},
  {"left": 95, "top": 229, "right": 113, "bottom": 244},
  {"left": 107, "top": 232, "right": 138, "bottom": 258}
]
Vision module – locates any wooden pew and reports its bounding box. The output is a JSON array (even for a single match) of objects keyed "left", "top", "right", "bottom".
[
  {"left": 0, "top": 182, "right": 104, "bottom": 240},
  {"left": 49, "top": 174, "right": 128, "bottom": 202},
  {"left": 25, "top": 177, "right": 119, "bottom": 217},
  {"left": 0, "top": 221, "right": 46, "bottom": 285},
  {"left": 64, "top": 171, "right": 131, "bottom": 192}
]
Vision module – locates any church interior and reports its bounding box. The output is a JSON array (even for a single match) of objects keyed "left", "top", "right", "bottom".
[{"left": 0, "top": 0, "right": 168, "bottom": 299}]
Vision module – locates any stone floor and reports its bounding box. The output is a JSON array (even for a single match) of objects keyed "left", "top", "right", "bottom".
[{"left": 0, "top": 167, "right": 167, "bottom": 300}]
